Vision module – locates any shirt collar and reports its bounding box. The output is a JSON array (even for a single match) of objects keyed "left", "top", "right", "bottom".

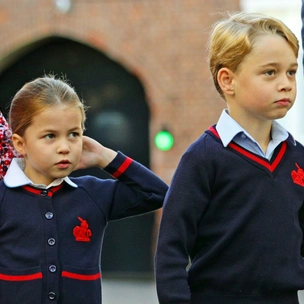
[
  {"left": 216, "top": 109, "right": 296, "bottom": 147},
  {"left": 4, "top": 158, "right": 78, "bottom": 189}
]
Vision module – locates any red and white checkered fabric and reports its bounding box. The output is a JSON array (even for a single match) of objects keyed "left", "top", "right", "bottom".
[{"left": 0, "top": 112, "right": 16, "bottom": 180}]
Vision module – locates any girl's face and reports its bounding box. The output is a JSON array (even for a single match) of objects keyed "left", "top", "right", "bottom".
[
  {"left": 227, "top": 34, "right": 298, "bottom": 125},
  {"left": 12, "top": 103, "right": 83, "bottom": 185}
]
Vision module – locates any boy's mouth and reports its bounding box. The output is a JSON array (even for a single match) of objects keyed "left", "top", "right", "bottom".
[{"left": 275, "top": 98, "right": 290, "bottom": 106}]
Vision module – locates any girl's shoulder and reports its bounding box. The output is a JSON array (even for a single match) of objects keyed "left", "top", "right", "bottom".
[{"left": 69, "top": 175, "right": 116, "bottom": 191}]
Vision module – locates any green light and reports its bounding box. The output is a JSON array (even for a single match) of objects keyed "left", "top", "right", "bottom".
[{"left": 154, "top": 130, "right": 174, "bottom": 151}]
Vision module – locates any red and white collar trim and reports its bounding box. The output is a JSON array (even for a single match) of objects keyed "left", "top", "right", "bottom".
[{"left": 4, "top": 158, "right": 77, "bottom": 189}]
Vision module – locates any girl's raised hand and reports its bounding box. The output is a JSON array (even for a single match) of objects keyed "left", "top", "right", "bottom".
[{"left": 74, "top": 136, "right": 117, "bottom": 171}]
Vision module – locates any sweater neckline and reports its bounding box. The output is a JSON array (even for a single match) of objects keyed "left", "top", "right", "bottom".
[
  {"left": 208, "top": 125, "right": 287, "bottom": 173},
  {"left": 22, "top": 184, "right": 64, "bottom": 197}
]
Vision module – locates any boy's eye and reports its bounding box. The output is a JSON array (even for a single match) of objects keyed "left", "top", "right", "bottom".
[{"left": 287, "top": 69, "right": 297, "bottom": 77}]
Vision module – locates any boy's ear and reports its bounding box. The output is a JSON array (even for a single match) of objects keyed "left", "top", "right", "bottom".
[
  {"left": 217, "top": 67, "right": 235, "bottom": 96},
  {"left": 12, "top": 134, "right": 26, "bottom": 156}
]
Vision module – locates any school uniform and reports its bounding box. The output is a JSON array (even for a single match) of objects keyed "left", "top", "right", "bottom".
[
  {"left": 155, "top": 110, "right": 304, "bottom": 304},
  {"left": 0, "top": 152, "right": 168, "bottom": 304}
]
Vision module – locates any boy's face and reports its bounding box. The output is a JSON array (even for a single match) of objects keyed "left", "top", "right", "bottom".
[
  {"left": 13, "top": 104, "right": 83, "bottom": 185},
  {"left": 228, "top": 34, "right": 298, "bottom": 123}
]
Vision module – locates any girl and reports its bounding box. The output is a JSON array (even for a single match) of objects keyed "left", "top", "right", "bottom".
[{"left": 0, "top": 75, "right": 168, "bottom": 304}]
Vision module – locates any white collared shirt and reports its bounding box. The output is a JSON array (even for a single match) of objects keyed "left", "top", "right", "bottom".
[
  {"left": 4, "top": 158, "right": 78, "bottom": 189},
  {"left": 216, "top": 109, "right": 296, "bottom": 160}
]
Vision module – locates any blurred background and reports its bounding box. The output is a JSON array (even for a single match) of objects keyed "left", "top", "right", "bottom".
[{"left": 0, "top": 0, "right": 302, "bottom": 303}]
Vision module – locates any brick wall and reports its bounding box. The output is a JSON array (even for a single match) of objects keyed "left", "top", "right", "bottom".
[{"left": 0, "top": 0, "right": 240, "bottom": 184}]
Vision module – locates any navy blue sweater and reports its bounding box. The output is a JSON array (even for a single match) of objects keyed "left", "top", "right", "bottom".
[
  {"left": 155, "top": 126, "right": 304, "bottom": 304},
  {"left": 0, "top": 152, "right": 168, "bottom": 304}
]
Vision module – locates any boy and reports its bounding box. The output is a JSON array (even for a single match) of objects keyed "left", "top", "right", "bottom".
[{"left": 155, "top": 12, "right": 303, "bottom": 304}]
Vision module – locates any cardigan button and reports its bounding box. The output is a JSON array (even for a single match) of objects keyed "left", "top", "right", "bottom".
[
  {"left": 41, "top": 190, "right": 48, "bottom": 196},
  {"left": 48, "top": 238, "right": 56, "bottom": 246},
  {"left": 48, "top": 291, "right": 56, "bottom": 300},
  {"left": 49, "top": 265, "right": 57, "bottom": 273},
  {"left": 45, "top": 212, "right": 54, "bottom": 220}
]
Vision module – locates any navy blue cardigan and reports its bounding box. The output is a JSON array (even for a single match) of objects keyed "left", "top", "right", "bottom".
[
  {"left": 155, "top": 126, "right": 304, "bottom": 304},
  {"left": 0, "top": 152, "right": 168, "bottom": 304}
]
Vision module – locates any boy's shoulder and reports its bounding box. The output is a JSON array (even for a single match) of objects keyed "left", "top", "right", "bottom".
[
  {"left": 294, "top": 138, "right": 304, "bottom": 150},
  {"left": 186, "top": 125, "right": 221, "bottom": 152},
  {"left": 179, "top": 125, "right": 222, "bottom": 166}
]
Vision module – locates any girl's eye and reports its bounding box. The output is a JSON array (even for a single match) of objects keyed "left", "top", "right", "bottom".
[
  {"left": 265, "top": 70, "right": 275, "bottom": 76},
  {"left": 45, "top": 134, "right": 55, "bottom": 139},
  {"left": 69, "top": 132, "right": 79, "bottom": 138}
]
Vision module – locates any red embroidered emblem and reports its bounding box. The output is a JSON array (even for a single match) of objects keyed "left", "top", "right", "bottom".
[
  {"left": 291, "top": 163, "right": 304, "bottom": 187},
  {"left": 73, "top": 217, "right": 92, "bottom": 242}
]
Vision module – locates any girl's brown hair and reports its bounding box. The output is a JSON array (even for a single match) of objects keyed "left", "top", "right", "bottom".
[{"left": 9, "top": 75, "right": 87, "bottom": 136}]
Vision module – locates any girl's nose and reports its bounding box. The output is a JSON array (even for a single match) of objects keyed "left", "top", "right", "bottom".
[{"left": 57, "top": 139, "right": 70, "bottom": 154}]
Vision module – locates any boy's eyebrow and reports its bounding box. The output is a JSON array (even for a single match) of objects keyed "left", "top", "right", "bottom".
[{"left": 258, "top": 62, "right": 298, "bottom": 68}]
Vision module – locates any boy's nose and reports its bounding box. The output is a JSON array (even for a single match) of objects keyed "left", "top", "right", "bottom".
[{"left": 278, "top": 76, "right": 293, "bottom": 92}]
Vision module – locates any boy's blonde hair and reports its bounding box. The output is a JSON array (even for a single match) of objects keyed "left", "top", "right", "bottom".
[{"left": 208, "top": 11, "right": 299, "bottom": 99}]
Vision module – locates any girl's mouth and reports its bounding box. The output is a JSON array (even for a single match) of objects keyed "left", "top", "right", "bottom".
[{"left": 56, "top": 160, "right": 71, "bottom": 169}]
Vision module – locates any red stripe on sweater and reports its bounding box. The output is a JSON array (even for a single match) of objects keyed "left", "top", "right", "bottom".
[
  {"left": 208, "top": 126, "right": 286, "bottom": 172},
  {"left": 62, "top": 271, "right": 101, "bottom": 281},
  {"left": 229, "top": 141, "right": 286, "bottom": 172},
  {"left": 112, "top": 157, "right": 133, "bottom": 178},
  {"left": 22, "top": 184, "right": 63, "bottom": 197},
  {"left": 0, "top": 272, "right": 42, "bottom": 281}
]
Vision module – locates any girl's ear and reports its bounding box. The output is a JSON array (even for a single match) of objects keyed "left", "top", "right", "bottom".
[
  {"left": 12, "top": 134, "right": 26, "bottom": 156},
  {"left": 217, "top": 67, "right": 235, "bottom": 96}
]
